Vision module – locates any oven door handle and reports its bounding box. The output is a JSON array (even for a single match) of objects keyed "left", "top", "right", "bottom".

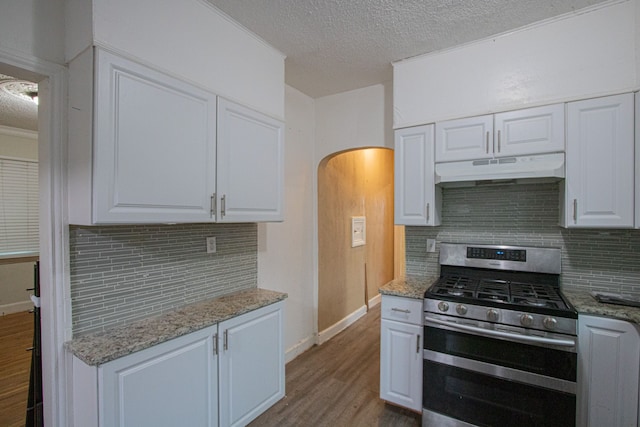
[{"left": 424, "top": 316, "right": 576, "bottom": 347}]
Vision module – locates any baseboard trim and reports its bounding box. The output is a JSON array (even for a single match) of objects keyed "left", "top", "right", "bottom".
[
  {"left": 285, "top": 335, "right": 315, "bottom": 364},
  {"left": 368, "top": 293, "right": 381, "bottom": 308},
  {"left": 1, "top": 300, "right": 33, "bottom": 315},
  {"left": 317, "top": 305, "right": 367, "bottom": 346}
]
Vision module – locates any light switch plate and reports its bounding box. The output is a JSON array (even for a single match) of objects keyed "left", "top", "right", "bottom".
[
  {"left": 206, "top": 237, "right": 217, "bottom": 254},
  {"left": 427, "top": 239, "right": 436, "bottom": 253}
]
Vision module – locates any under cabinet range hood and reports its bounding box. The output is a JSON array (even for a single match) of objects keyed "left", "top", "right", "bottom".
[{"left": 435, "top": 152, "right": 565, "bottom": 187}]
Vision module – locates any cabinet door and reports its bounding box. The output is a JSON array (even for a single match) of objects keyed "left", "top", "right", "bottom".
[
  {"left": 380, "top": 318, "right": 423, "bottom": 412},
  {"left": 218, "top": 302, "right": 284, "bottom": 427},
  {"left": 394, "top": 125, "right": 441, "bottom": 226},
  {"left": 494, "top": 104, "right": 564, "bottom": 157},
  {"left": 435, "top": 115, "right": 493, "bottom": 162},
  {"left": 217, "top": 98, "right": 284, "bottom": 222},
  {"left": 578, "top": 315, "right": 640, "bottom": 427},
  {"left": 92, "top": 49, "right": 217, "bottom": 223},
  {"left": 100, "top": 326, "right": 218, "bottom": 427},
  {"left": 635, "top": 92, "right": 640, "bottom": 228},
  {"left": 564, "top": 94, "right": 634, "bottom": 228}
]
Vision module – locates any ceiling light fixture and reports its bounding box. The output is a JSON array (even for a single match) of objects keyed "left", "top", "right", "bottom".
[{"left": 0, "top": 77, "right": 39, "bottom": 105}]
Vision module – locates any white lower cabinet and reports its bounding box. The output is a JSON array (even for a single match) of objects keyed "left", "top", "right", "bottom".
[
  {"left": 71, "top": 302, "right": 284, "bottom": 427},
  {"left": 577, "top": 314, "right": 640, "bottom": 427},
  {"left": 380, "top": 295, "right": 423, "bottom": 412}
]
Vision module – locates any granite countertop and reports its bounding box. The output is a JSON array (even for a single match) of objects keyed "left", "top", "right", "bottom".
[
  {"left": 65, "top": 288, "right": 287, "bottom": 366},
  {"left": 379, "top": 276, "right": 438, "bottom": 299},
  {"left": 563, "top": 289, "right": 640, "bottom": 325}
]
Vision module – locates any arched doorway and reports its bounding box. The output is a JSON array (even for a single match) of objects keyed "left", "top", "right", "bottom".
[{"left": 317, "top": 147, "right": 395, "bottom": 340}]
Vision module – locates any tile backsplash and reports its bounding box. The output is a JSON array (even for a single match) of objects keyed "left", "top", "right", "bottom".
[
  {"left": 69, "top": 223, "right": 257, "bottom": 336},
  {"left": 406, "top": 182, "right": 640, "bottom": 299}
]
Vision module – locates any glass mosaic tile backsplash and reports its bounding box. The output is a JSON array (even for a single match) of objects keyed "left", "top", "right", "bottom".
[
  {"left": 69, "top": 223, "right": 257, "bottom": 336},
  {"left": 405, "top": 183, "right": 640, "bottom": 299}
]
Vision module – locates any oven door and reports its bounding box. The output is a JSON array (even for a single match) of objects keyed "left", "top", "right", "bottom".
[{"left": 423, "top": 317, "right": 577, "bottom": 427}]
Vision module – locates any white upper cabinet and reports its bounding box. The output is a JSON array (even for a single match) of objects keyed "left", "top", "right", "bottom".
[
  {"left": 394, "top": 125, "right": 441, "bottom": 226},
  {"left": 635, "top": 92, "right": 640, "bottom": 229},
  {"left": 216, "top": 99, "right": 284, "bottom": 223},
  {"left": 435, "top": 104, "right": 564, "bottom": 163},
  {"left": 435, "top": 115, "right": 493, "bottom": 162},
  {"left": 493, "top": 104, "right": 565, "bottom": 157},
  {"left": 68, "top": 48, "right": 217, "bottom": 224},
  {"left": 563, "top": 93, "right": 634, "bottom": 228},
  {"left": 68, "top": 48, "right": 285, "bottom": 225}
]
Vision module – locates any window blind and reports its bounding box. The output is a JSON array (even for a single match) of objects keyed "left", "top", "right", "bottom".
[{"left": 0, "top": 157, "right": 39, "bottom": 257}]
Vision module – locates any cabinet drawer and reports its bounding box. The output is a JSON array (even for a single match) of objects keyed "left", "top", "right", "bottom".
[{"left": 381, "top": 295, "right": 423, "bottom": 325}]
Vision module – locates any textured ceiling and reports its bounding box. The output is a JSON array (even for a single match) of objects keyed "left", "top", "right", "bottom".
[
  {"left": 0, "top": 74, "right": 38, "bottom": 131},
  {"left": 207, "top": 0, "right": 609, "bottom": 98}
]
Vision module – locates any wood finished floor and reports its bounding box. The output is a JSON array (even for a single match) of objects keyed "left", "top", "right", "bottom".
[
  {"left": 250, "top": 304, "right": 421, "bottom": 427},
  {"left": 0, "top": 311, "right": 33, "bottom": 427}
]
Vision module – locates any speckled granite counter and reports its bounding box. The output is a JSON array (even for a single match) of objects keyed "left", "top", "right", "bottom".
[
  {"left": 65, "top": 288, "right": 287, "bottom": 366},
  {"left": 379, "top": 276, "right": 438, "bottom": 299},
  {"left": 563, "top": 289, "right": 640, "bottom": 325}
]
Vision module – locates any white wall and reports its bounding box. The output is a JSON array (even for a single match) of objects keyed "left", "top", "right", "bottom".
[
  {"left": 258, "top": 85, "right": 316, "bottom": 362},
  {"left": 393, "top": 0, "right": 640, "bottom": 128},
  {"left": 315, "top": 82, "right": 393, "bottom": 163},
  {"left": 66, "top": 0, "right": 286, "bottom": 119},
  {"left": 0, "top": 126, "right": 38, "bottom": 160},
  {"left": 0, "top": 0, "right": 65, "bottom": 65}
]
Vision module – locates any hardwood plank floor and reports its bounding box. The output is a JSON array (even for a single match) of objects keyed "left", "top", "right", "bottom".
[
  {"left": 250, "top": 304, "right": 421, "bottom": 427},
  {"left": 0, "top": 311, "right": 33, "bottom": 427}
]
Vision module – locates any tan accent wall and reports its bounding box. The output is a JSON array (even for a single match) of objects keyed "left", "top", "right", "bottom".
[{"left": 317, "top": 148, "right": 394, "bottom": 332}]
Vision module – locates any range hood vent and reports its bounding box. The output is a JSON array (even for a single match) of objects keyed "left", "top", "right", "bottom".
[{"left": 435, "top": 152, "right": 565, "bottom": 187}]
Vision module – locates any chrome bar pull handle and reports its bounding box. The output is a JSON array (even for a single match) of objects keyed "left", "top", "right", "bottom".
[
  {"left": 210, "top": 194, "right": 216, "bottom": 218},
  {"left": 391, "top": 307, "right": 411, "bottom": 314},
  {"left": 212, "top": 333, "right": 218, "bottom": 356},
  {"left": 221, "top": 195, "right": 226, "bottom": 218},
  {"left": 223, "top": 330, "right": 228, "bottom": 351},
  {"left": 416, "top": 335, "right": 421, "bottom": 353},
  {"left": 573, "top": 199, "right": 577, "bottom": 224},
  {"left": 426, "top": 203, "right": 430, "bottom": 222},
  {"left": 497, "top": 130, "right": 501, "bottom": 153},
  {"left": 486, "top": 131, "right": 490, "bottom": 154}
]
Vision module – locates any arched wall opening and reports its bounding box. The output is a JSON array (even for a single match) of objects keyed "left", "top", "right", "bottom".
[{"left": 317, "top": 147, "right": 403, "bottom": 337}]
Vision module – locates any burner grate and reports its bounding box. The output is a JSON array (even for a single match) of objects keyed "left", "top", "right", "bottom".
[{"left": 429, "top": 274, "right": 569, "bottom": 310}]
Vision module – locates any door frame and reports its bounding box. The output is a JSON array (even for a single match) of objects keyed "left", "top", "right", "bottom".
[{"left": 0, "top": 47, "right": 70, "bottom": 426}]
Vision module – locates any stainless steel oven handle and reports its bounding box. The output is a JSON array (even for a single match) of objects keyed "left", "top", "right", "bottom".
[{"left": 425, "top": 316, "right": 576, "bottom": 347}]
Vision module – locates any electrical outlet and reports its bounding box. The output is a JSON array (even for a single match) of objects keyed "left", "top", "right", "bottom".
[
  {"left": 427, "top": 239, "right": 436, "bottom": 253},
  {"left": 206, "top": 237, "right": 217, "bottom": 254}
]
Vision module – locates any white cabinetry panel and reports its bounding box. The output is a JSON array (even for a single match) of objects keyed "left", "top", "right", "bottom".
[
  {"left": 435, "top": 115, "right": 493, "bottom": 162},
  {"left": 69, "top": 47, "right": 217, "bottom": 224},
  {"left": 435, "top": 104, "right": 564, "bottom": 163},
  {"left": 635, "top": 92, "right": 640, "bottom": 229},
  {"left": 380, "top": 296, "right": 423, "bottom": 412},
  {"left": 71, "top": 302, "right": 285, "bottom": 427},
  {"left": 564, "top": 94, "right": 634, "bottom": 228},
  {"left": 218, "top": 302, "right": 285, "bottom": 427},
  {"left": 101, "top": 326, "right": 218, "bottom": 427},
  {"left": 394, "top": 125, "right": 441, "bottom": 226},
  {"left": 216, "top": 99, "right": 284, "bottom": 222},
  {"left": 578, "top": 314, "right": 640, "bottom": 427},
  {"left": 494, "top": 104, "right": 564, "bottom": 157}
]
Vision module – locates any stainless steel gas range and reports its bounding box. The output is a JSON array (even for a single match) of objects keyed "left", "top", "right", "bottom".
[{"left": 422, "top": 243, "right": 577, "bottom": 427}]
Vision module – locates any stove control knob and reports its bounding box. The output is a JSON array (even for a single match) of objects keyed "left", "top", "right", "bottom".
[
  {"left": 487, "top": 309, "right": 499, "bottom": 322},
  {"left": 543, "top": 317, "right": 557, "bottom": 330},
  {"left": 437, "top": 301, "right": 449, "bottom": 312},
  {"left": 456, "top": 304, "right": 468, "bottom": 315},
  {"left": 520, "top": 314, "right": 534, "bottom": 327}
]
